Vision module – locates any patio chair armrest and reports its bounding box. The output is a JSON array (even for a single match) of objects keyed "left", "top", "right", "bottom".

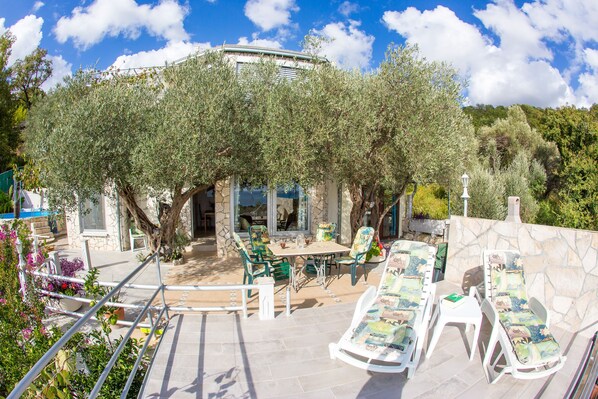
[
  {"left": 250, "top": 260, "right": 272, "bottom": 275},
  {"left": 354, "top": 251, "right": 368, "bottom": 263},
  {"left": 350, "top": 286, "right": 377, "bottom": 328},
  {"left": 469, "top": 285, "right": 482, "bottom": 303},
  {"left": 480, "top": 298, "right": 499, "bottom": 327},
  {"left": 529, "top": 296, "right": 550, "bottom": 327}
]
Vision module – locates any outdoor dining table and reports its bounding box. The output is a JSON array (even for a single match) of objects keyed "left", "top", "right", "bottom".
[{"left": 267, "top": 241, "right": 351, "bottom": 291}]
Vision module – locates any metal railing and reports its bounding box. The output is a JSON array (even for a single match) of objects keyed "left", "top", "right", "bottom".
[
  {"left": 9, "top": 252, "right": 165, "bottom": 399},
  {"left": 12, "top": 249, "right": 274, "bottom": 397}
]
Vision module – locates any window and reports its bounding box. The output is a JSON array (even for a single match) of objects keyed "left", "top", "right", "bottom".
[
  {"left": 275, "top": 184, "right": 308, "bottom": 231},
  {"left": 234, "top": 183, "right": 269, "bottom": 232},
  {"left": 232, "top": 180, "right": 309, "bottom": 234},
  {"left": 80, "top": 196, "right": 106, "bottom": 231}
]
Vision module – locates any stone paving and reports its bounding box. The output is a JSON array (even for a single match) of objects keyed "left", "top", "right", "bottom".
[
  {"left": 142, "top": 280, "right": 588, "bottom": 399},
  {"left": 51, "top": 236, "right": 591, "bottom": 398}
]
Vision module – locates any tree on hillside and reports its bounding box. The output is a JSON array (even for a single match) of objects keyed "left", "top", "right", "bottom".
[
  {"left": 538, "top": 106, "right": 598, "bottom": 230},
  {"left": 26, "top": 52, "right": 248, "bottom": 256},
  {"left": 0, "top": 33, "right": 17, "bottom": 171},
  {"left": 463, "top": 104, "right": 508, "bottom": 129},
  {"left": 10, "top": 47, "right": 52, "bottom": 110}
]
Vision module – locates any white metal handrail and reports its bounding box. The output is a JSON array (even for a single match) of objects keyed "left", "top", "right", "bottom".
[{"left": 9, "top": 252, "right": 164, "bottom": 399}]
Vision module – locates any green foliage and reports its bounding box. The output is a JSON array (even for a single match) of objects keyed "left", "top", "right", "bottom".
[
  {"left": 412, "top": 184, "right": 448, "bottom": 220},
  {"left": 0, "top": 185, "right": 13, "bottom": 213},
  {"left": 10, "top": 47, "right": 53, "bottom": 110},
  {"left": 68, "top": 330, "right": 147, "bottom": 398},
  {"left": 463, "top": 104, "right": 508, "bottom": 129},
  {"left": 538, "top": 106, "right": 598, "bottom": 230},
  {"left": 0, "top": 221, "right": 62, "bottom": 396}
]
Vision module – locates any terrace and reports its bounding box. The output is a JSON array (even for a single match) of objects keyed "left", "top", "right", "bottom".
[{"left": 27, "top": 209, "right": 596, "bottom": 398}]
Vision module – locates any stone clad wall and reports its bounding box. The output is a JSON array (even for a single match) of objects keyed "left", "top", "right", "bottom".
[
  {"left": 215, "top": 179, "right": 233, "bottom": 257},
  {"left": 446, "top": 215, "right": 598, "bottom": 335},
  {"left": 66, "top": 195, "right": 123, "bottom": 251}
]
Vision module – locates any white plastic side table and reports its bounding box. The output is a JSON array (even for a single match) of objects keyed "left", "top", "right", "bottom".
[{"left": 426, "top": 290, "right": 482, "bottom": 361}]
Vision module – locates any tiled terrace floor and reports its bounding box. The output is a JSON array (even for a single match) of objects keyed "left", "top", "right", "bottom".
[{"left": 142, "top": 280, "right": 589, "bottom": 399}]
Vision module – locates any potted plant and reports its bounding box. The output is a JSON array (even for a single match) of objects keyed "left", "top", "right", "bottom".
[
  {"left": 366, "top": 237, "right": 386, "bottom": 263},
  {"left": 83, "top": 268, "right": 125, "bottom": 325},
  {"left": 46, "top": 279, "right": 83, "bottom": 311}
]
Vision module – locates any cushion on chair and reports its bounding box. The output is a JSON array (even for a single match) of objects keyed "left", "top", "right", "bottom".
[
  {"left": 350, "top": 241, "right": 429, "bottom": 355},
  {"left": 335, "top": 256, "right": 357, "bottom": 264},
  {"left": 249, "top": 225, "right": 275, "bottom": 257},
  {"left": 347, "top": 226, "right": 375, "bottom": 264},
  {"left": 316, "top": 223, "right": 336, "bottom": 242},
  {"left": 499, "top": 311, "right": 561, "bottom": 365},
  {"left": 488, "top": 251, "right": 561, "bottom": 365}
]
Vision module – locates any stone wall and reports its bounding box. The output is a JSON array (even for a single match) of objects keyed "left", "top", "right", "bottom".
[
  {"left": 66, "top": 194, "right": 124, "bottom": 251},
  {"left": 446, "top": 215, "right": 598, "bottom": 335},
  {"left": 309, "top": 183, "right": 328, "bottom": 234},
  {"left": 215, "top": 179, "right": 233, "bottom": 257}
]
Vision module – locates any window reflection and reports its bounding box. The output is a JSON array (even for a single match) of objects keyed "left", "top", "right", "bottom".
[
  {"left": 234, "top": 183, "right": 268, "bottom": 232},
  {"left": 80, "top": 196, "right": 106, "bottom": 231},
  {"left": 276, "top": 184, "right": 308, "bottom": 231}
]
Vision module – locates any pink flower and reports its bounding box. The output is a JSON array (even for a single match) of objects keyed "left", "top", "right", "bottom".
[
  {"left": 21, "top": 328, "right": 33, "bottom": 341},
  {"left": 0, "top": 298, "right": 6, "bottom": 305}
]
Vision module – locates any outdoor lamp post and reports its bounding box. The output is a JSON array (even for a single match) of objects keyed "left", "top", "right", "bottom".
[{"left": 461, "top": 173, "right": 470, "bottom": 217}]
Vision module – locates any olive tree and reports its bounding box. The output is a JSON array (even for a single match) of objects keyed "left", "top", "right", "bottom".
[
  {"left": 26, "top": 51, "right": 248, "bottom": 255},
  {"left": 321, "top": 46, "right": 475, "bottom": 238}
]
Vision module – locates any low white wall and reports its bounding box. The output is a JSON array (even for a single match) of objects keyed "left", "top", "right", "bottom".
[{"left": 446, "top": 215, "right": 598, "bottom": 335}]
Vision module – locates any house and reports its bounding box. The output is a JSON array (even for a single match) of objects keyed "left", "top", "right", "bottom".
[{"left": 65, "top": 45, "right": 404, "bottom": 256}]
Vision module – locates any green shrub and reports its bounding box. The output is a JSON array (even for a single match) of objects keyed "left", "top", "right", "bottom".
[{"left": 412, "top": 184, "right": 448, "bottom": 220}]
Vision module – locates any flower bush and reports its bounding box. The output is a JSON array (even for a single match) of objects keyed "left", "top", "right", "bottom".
[
  {"left": 0, "top": 221, "right": 62, "bottom": 396},
  {"left": 0, "top": 222, "right": 149, "bottom": 398},
  {"left": 365, "top": 236, "right": 384, "bottom": 262}
]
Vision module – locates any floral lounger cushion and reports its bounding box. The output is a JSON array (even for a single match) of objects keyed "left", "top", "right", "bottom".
[
  {"left": 350, "top": 241, "right": 429, "bottom": 356},
  {"left": 488, "top": 251, "right": 561, "bottom": 365}
]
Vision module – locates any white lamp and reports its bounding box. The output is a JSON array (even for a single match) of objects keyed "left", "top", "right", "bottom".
[{"left": 461, "top": 173, "right": 470, "bottom": 217}]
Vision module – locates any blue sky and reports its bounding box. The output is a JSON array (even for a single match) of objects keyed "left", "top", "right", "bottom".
[{"left": 1, "top": 0, "right": 596, "bottom": 107}]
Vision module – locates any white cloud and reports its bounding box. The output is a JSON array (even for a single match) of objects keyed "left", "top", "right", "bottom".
[
  {"left": 523, "top": 0, "right": 598, "bottom": 43},
  {"left": 238, "top": 35, "right": 282, "bottom": 49},
  {"left": 42, "top": 55, "right": 72, "bottom": 91},
  {"left": 244, "top": 0, "right": 298, "bottom": 32},
  {"left": 474, "top": 0, "right": 551, "bottom": 60},
  {"left": 110, "top": 40, "right": 211, "bottom": 69},
  {"left": 383, "top": 3, "right": 597, "bottom": 107},
  {"left": 32, "top": 1, "right": 45, "bottom": 12},
  {"left": 0, "top": 15, "right": 44, "bottom": 66},
  {"left": 383, "top": 7, "right": 496, "bottom": 74},
  {"left": 311, "top": 20, "right": 374, "bottom": 70},
  {"left": 338, "top": 1, "right": 359, "bottom": 17},
  {"left": 54, "top": 0, "right": 189, "bottom": 50}
]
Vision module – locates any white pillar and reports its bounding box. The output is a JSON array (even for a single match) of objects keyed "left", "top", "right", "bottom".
[
  {"left": 256, "top": 277, "right": 275, "bottom": 320},
  {"left": 505, "top": 196, "right": 522, "bottom": 223},
  {"left": 82, "top": 239, "right": 92, "bottom": 270},
  {"left": 49, "top": 251, "right": 61, "bottom": 274}
]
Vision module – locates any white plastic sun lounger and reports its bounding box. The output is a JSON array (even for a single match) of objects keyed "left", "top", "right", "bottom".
[{"left": 329, "top": 240, "right": 436, "bottom": 378}]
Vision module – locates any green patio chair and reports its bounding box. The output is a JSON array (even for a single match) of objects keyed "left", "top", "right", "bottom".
[
  {"left": 232, "top": 232, "right": 271, "bottom": 298},
  {"left": 335, "top": 226, "right": 375, "bottom": 286},
  {"left": 433, "top": 242, "right": 448, "bottom": 282},
  {"left": 248, "top": 225, "right": 290, "bottom": 280}
]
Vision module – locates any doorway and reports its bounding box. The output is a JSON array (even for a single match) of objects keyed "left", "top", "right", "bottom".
[{"left": 192, "top": 187, "right": 215, "bottom": 238}]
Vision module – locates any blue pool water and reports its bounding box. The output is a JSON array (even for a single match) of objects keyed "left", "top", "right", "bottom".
[{"left": 0, "top": 210, "right": 54, "bottom": 219}]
